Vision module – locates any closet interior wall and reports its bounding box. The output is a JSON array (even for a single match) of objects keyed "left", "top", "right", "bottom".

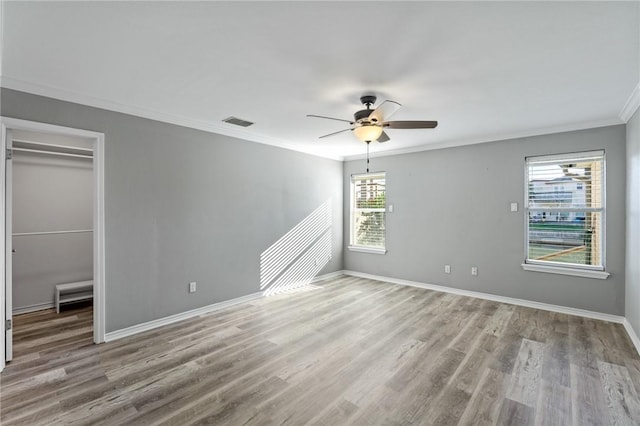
[{"left": 11, "top": 130, "right": 94, "bottom": 314}]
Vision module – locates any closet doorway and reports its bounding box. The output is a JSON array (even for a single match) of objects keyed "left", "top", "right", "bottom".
[{"left": 0, "top": 118, "right": 105, "bottom": 371}]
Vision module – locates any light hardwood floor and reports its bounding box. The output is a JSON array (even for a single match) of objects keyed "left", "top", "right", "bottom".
[{"left": 1, "top": 276, "right": 640, "bottom": 425}]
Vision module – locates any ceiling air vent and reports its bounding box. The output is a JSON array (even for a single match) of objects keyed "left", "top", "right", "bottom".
[{"left": 222, "top": 116, "right": 254, "bottom": 127}]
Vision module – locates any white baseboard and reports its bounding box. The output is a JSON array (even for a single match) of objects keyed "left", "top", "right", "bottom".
[
  {"left": 343, "top": 270, "right": 625, "bottom": 324},
  {"left": 103, "top": 269, "right": 638, "bottom": 357},
  {"left": 312, "top": 270, "right": 346, "bottom": 282},
  {"left": 104, "top": 270, "right": 344, "bottom": 342},
  {"left": 13, "top": 302, "right": 54, "bottom": 315},
  {"left": 105, "top": 291, "right": 264, "bottom": 342},
  {"left": 623, "top": 319, "right": 640, "bottom": 357}
]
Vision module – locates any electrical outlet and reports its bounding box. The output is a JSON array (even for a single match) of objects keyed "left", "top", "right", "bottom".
[
  {"left": 510, "top": 202, "right": 518, "bottom": 212},
  {"left": 471, "top": 267, "right": 478, "bottom": 276},
  {"left": 189, "top": 282, "right": 196, "bottom": 293},
  {"left": 444, "top": 265, "right": 451, "bottom": 274}
]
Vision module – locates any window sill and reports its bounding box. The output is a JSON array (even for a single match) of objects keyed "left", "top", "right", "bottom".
[
  {"left": 348, "top": 245, "right": 387, "bottom": 255},
  {"left": 521, "top": 263, "right": 610, "bottom": 280}
]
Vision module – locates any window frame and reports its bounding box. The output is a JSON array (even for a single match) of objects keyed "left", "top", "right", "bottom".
[
  {"left": 522, "top": 150, "right": 609, "bottom": 279},
  {"left": 348, "top": 172, "right": 387, "bottom": 255}
]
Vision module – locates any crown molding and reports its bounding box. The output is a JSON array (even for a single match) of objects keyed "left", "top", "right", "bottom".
[
  {"left": 343, "top": 118, "right": 624, "bottom": 161},
  {"left": 0, "top": 76, "right": 344, "bottom": 161},
  {"left": 620, "top": 82, "right": 640, "bottom": 123},
  {"left": 1, "top": 76, "right": 628, "bottom": 164}
]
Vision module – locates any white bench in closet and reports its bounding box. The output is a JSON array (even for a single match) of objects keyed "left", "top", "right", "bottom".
[{"left": 55, "top": 280, "right": 93, "bottom": 313}]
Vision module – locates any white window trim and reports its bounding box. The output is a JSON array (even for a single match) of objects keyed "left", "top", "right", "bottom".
[
  {"left": 521, "top": 263, "right": 610, "bottom": 279},
  {"left": 523, "top": 150, "right": 608, "bottom": 278},
  {"left": 350, "top": 172, "right": 386, "bottom": 253},
  {"left": 348, "top": 245, "right": 387, "bottom": 255}
]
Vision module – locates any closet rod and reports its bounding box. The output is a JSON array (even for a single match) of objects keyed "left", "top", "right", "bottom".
[
  {"left": 13, "top": 229, "right": 93, "bottom": 237},
  {"left": 12, "top": 147, "right": 93, "bottom": 159},
  {"left": 12, "top": 139, "right": 93, "bottom": 153}
]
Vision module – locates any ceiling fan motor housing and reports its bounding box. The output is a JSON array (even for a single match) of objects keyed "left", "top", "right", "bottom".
[
  {"left": 356, "top": 95, "right": 379, "bottom": 123},
  {"left": 354, "top": 109, "right": 374, "bottom": 123}
]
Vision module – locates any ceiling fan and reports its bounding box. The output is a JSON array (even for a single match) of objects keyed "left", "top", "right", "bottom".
[{"left": 307, "top": 95, "right": 438, "bottom": 143}]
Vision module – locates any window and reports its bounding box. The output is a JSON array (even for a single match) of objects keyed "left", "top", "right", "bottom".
[
  {"left": 523, "top": 150, "right": 608, "bottom": 279},
  {"left": 349, "top": 173, "right": 386, "bottom": 254}
]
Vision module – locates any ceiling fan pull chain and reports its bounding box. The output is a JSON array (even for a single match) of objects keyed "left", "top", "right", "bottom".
[{"left": 366, "top": 141, "right": 370, "bottom": 173}]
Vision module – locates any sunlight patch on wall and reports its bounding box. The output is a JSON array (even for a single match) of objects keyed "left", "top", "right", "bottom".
[{"left": 260, "top": 200, "right": 332, "bottom": 296}]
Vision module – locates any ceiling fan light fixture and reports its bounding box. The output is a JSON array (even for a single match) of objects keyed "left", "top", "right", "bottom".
[
  {"left": 353, "top": 124, "right": 383, "bottom": 142},
  {"left": 308, "top": 95, "right": 437, "bottom": 143}
]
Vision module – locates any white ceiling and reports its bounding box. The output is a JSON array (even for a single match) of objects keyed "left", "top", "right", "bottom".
[{"left": 1, "top": 1, "right": 638, "bottom": 160}]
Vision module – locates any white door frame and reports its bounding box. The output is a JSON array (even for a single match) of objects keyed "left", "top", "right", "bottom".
[
  {"left": 0, "top": 117, "right": 106, "bottom": 372},
  {"left": 5, "top": 130, "right": 13, "bottom": 362}
]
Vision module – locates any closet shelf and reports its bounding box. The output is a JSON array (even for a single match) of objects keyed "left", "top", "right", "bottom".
[
  {"left": 12, "top": 138, "right": 93, "bottom": 159},
  {"left": 13, "top": 229, "right": 93, "bottom": 237}
]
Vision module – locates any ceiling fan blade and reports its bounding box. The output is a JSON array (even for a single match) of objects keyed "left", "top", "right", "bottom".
[
  {"left": 369, "top": 100, "right": 402, "bottom": 124},
  {"left": 319, "top": 128, "right": 353, "bottom": 139},
  {"left": 377, "top": 131, "right": 390, "bottom": 143},
  {"left": 384, "top": 120, "right": 438, "bottom": 129},
  {"left": 307, "top": 114, "right": 354, "bottom": 124}
]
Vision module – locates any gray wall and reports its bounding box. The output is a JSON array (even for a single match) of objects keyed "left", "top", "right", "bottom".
[
  {"left": 626, "top": 109, "right": 640, "bottom": 336},
  {"left": 12, "top": 142, "right": 93, "bottom": 311},
  {"left": 2, "top": 88, "right": 344, "bottom": 332},
  {"left": 344, "top": 125, "right": 626, "bottom": 315}
]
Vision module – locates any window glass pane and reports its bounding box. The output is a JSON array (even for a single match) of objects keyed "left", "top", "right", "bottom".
[
  {"left": 527, "top": 157, "right": 603, "bottom": 209},
  {"left": 527, "top": 211, "right": 602, "bottom": 267},
  {"left": 354, "top": 176, "right": 386, "bottom": 209},
  {"left": 351, "top": 173, "right": 386, "bottom": 249},
  {"left": 353, "top": 211, "right": 385, "bottom": 247},
  {"left": 526, "top": 151, "right": 604, "bottom": 270}
]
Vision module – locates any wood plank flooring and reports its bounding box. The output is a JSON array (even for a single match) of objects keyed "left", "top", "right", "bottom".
[{"left": 1, "top": 276, "right": 639, "bottom": 425}]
